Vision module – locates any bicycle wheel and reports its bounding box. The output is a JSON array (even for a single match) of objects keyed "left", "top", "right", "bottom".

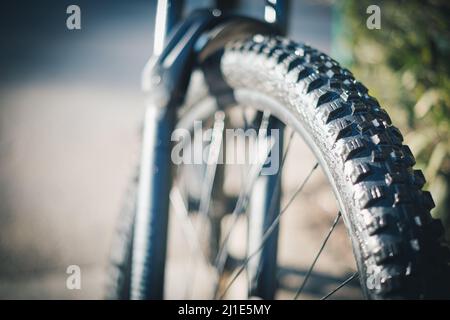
[{"left": 106, "top": 35, "right": 449, "bottom": 300}]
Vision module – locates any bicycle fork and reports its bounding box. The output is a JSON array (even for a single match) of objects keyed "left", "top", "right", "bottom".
[
  {"left": 131, "top": 104, "right": 175, "bottom": 299},
  {"left": 130, "top": 2, "right": 277, "bottom": 299}
]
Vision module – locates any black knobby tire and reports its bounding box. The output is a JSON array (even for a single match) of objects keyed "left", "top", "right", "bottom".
[
  {"left": 105, "top": 34, "right": 449, "bottom": 299},
  {"left": 219, "top": 35, "right": 448, "bottom": 299},
  {"left": 105, "top": 174, "right": 136, "bottom": 299}
]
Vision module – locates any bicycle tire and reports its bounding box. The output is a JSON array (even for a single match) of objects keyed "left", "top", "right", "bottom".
[
  {"left": 105, "top": 173, "right": 136, "bottom": 299},
  {"left": 218, "top": 35, "right": 448, "bottom": 299},
  {"left": 106, "top": 34, "right": 449, "bottom": 300}
]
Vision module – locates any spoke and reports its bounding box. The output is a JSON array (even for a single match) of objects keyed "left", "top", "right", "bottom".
[
  {"left": 183, "top": 244, "right": 196, "bottom": 298},
  {"left": 170, "top": 185, "right": 215, "bottom": 299},
  {"left": 219, "top": 158, "right": 319, "bottom": 299},
  {"left": 279, "top": 162, "right": 319, "bottom": 213},
  {"left": 240, "top": 108, "right": 247, "bottom": 183},
  {"left": 259, "top": 111, "right": 271, "bottom": 132},
  {"left": 212, "top": 121, "right": 276, "bottom": 297},
  {"left": 294, "top": 211, "right": 342, "bottom": 300},
  {"left": 198, "top": 111, "right": 225, "bottom": 219},
  {"left": 173, "top": 111, "right": 225, "bottom": 299},
  {"left": 196, "top": 111, "right": 225, "bottom": 269},
  {"left": 212, "top": 111, "right": 274, "bottom": 298},
  {"left": 170, "top": 186, "right": 213, "bottom": 268},
  {"left": 241, "top": 107, "right": 249, "bottom": 129},
  {"left": 217, "top": 129, "right": 297, "bottom": 300},
  {"left": 320, "top": 272, "right": 359, "bottom": 300}
]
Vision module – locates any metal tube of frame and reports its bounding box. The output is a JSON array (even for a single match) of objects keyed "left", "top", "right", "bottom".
[
  {"left": 153, "top": 0, "right": 184, "bottom": 56},
  {"left": 131, "top": 104, "right": 175, "bottom": 299},
  {"left": 247, "top": 118, "right": 284, "bottom": 299},
  {"left": 134, "top": 6, "right": 278, "bottom": 299},
  {"left": 264, "top": 0, "right": 289, "bottom": 35},
  {"left": 247, "top": 0, "right": 289, "bottom": 299},
  {"left": 131, "top": 0, "right": 185, "bottom": 299},
  {"left": 215, "top": 0, "right": 238, "bottom": 12}
]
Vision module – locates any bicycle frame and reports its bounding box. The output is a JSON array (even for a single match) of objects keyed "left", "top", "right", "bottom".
[{"left": 133, "top": 0, "right": 289, "bottom": 299}]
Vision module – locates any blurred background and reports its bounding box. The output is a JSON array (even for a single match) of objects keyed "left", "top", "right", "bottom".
[{"left": 0, "top": 0, "right": 448, "bottom": 299}]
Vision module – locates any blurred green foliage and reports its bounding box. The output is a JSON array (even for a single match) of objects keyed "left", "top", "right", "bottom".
[{"left": 336, "top": 0, "right": 450, "bottom": 239}]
